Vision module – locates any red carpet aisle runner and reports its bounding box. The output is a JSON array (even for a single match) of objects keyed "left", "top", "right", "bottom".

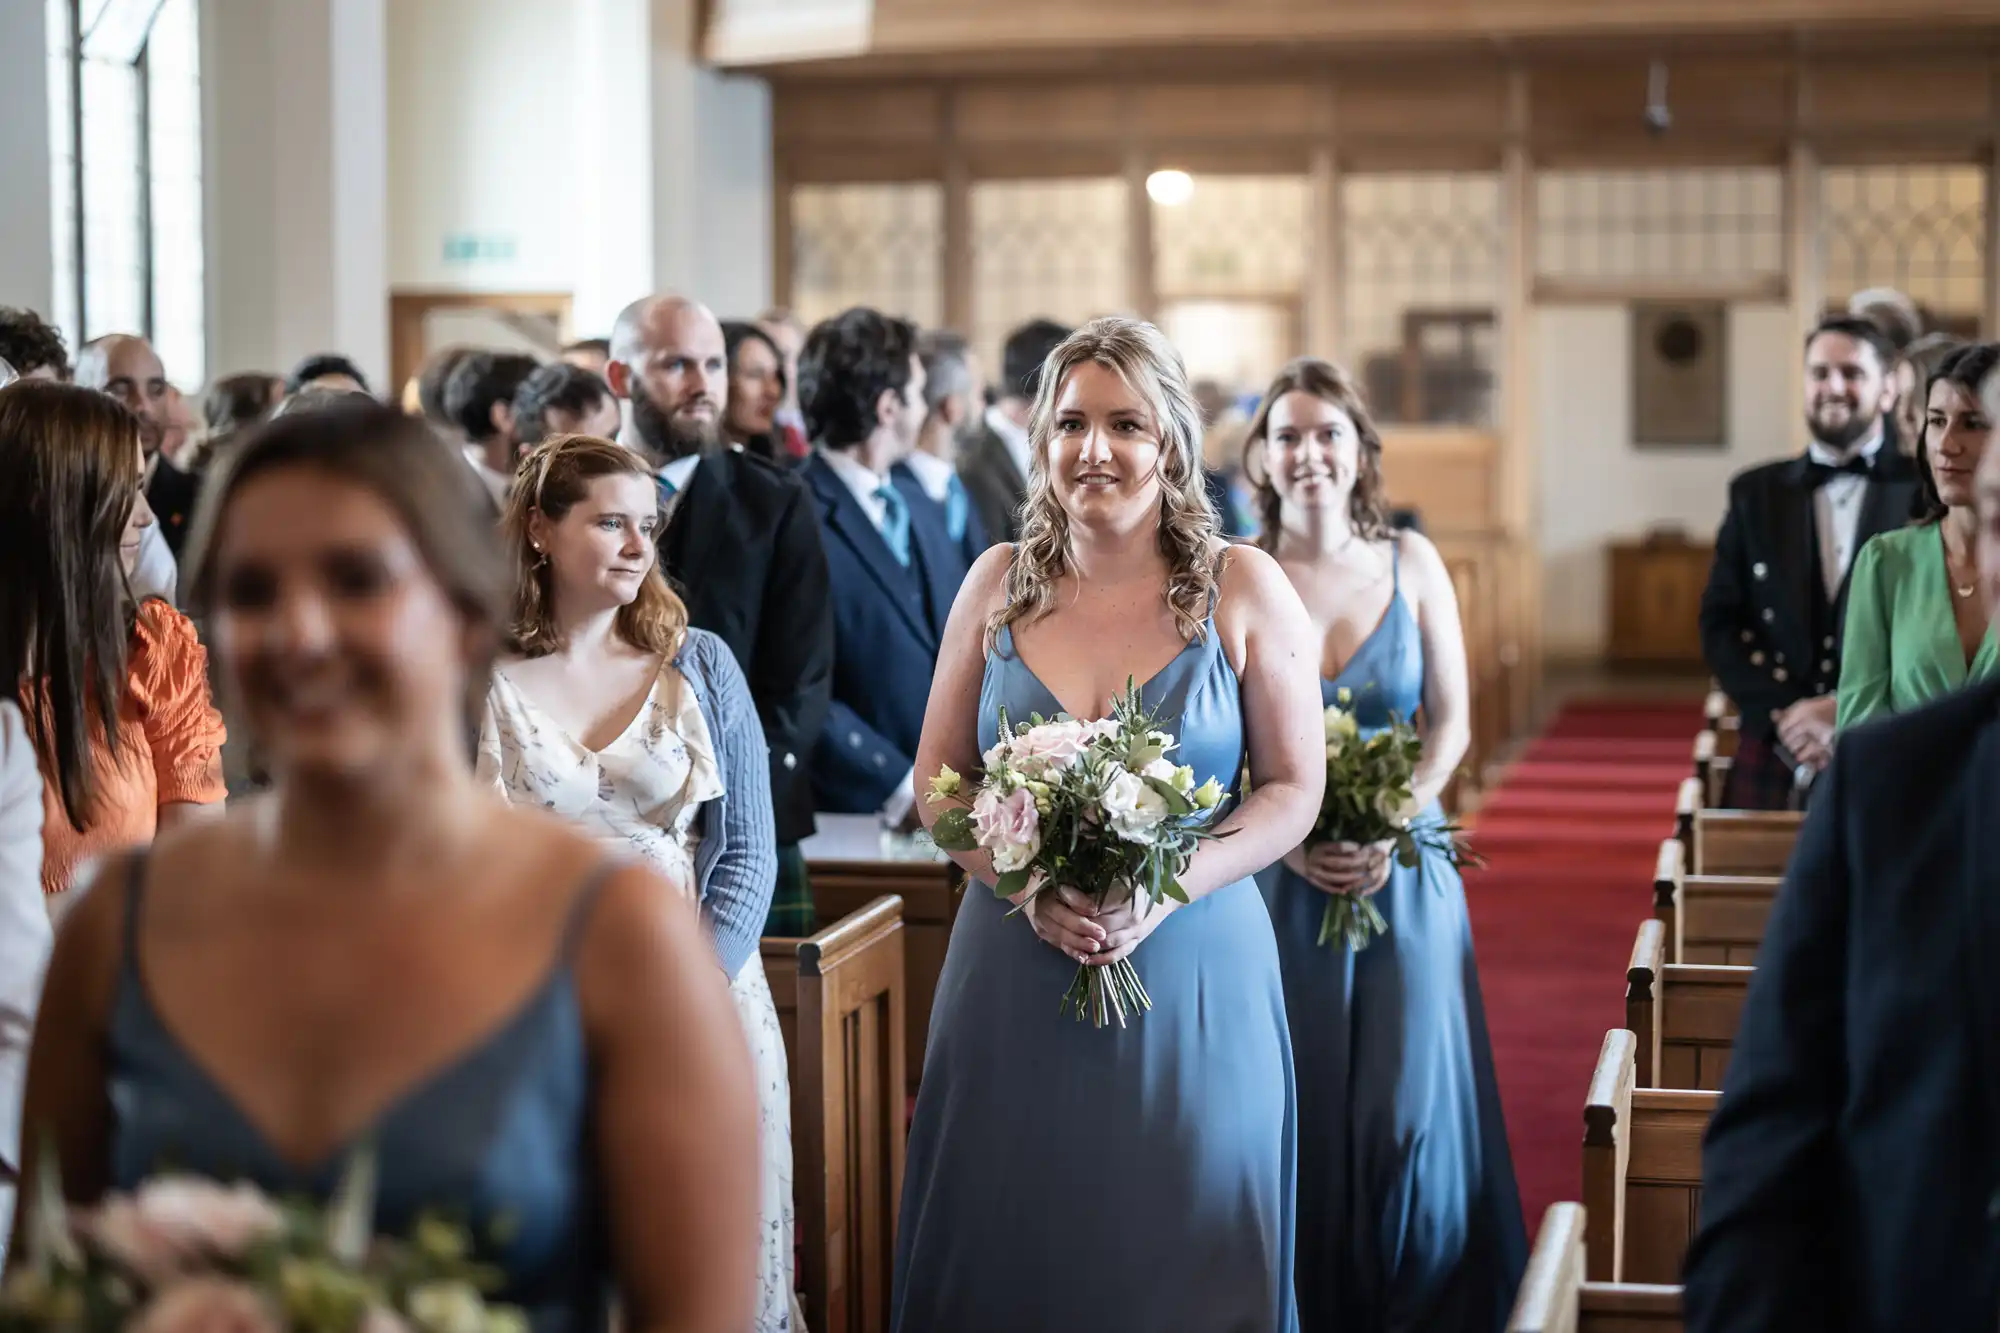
[{"left": 1463, "top": 699, "right": 1703, "bottom": 1229}]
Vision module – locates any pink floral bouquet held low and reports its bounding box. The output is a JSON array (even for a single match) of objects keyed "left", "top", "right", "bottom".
[
  {"left": 0, "top": 1143, "right": 525, "bottom": 1333},
  {"left": 927, "top": 677, "right": 1228, "bottom": 1028}
]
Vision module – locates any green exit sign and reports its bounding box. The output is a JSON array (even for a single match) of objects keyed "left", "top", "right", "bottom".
[{"left": 442, "top": 233, "right": 517, "bottom": 264}]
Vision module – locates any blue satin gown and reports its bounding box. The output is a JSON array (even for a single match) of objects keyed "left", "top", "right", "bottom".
[
  {"left": 1259, "top": 544, "right": 1526, "bottom": 1332},
  {"left": 893, "top": 613, "right": 1300, "bottom": 1333}
]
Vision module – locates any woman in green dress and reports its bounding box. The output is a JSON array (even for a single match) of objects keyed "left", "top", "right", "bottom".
[{"left": 1837, "top": 341, "right": 2000, "bottom": 730}]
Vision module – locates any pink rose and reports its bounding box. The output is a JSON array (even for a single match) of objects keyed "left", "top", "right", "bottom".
[
  {"left": 129, "top": 1278, "right": 279, "bottom": 1333},
  {"left": 972, "top": 785, "right": 1041, "bottom": 873},
  {"left": 84, "top": 1178, "right": 285, "bottom": 1285},
  {"left": 1007, "top": 720, "right": 1092, "bottom": 773}
]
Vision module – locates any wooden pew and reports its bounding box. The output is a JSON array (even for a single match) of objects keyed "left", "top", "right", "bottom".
[
  {"left": 803, "top": 813, "right": 961, "bottom": 1101},
  {"left": 1672, "top": 779, "right": 1699, "bottom": 862},
  {"left": 1691, "top": 809, "right": 1801, "bottom": 877},
  {"left": 1509, "top": 1203, "right": 1684, "bottom": 1333},
  {"left": 762, "top": 897, "right": 909, "bottom": 1333},
  {"left": 1655, "top": 835, "right": 1781, "bottom": 964},
  {"left": 1692, "top": 731, "right": 1718, "bottom": 808},
  {"left": 1582, "top": 1029, "right": 1717, "bottom": 1283},
  {"left": 1650, "top": 840, "right": 1680, "bottom": 962},
  {"left": 1624, "top": 924, "right": 1752, "bottom": 1090}
]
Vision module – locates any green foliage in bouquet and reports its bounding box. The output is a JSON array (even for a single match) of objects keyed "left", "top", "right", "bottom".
[
  {"left": 1315, "top": 690, "right": 1482, "bottom": 952},
  {"left": 0, "top": 1138, "right": 527, "bottom": 1333},
  {"left": 928, "top": 677, "right": 1229, "bottom": 1027}
]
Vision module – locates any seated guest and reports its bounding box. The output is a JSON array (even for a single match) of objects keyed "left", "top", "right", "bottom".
[
  {"left": 445, "top": 350, "right": 540, "bottom": 501},
  {"left": 894, "top": 329, "right": 989, "bottom": 580},
  {"left": 560, "top": 337, "right": 611, "bottom": 379},
  {"left": 74, "top": 334, "right": 182, "bottom": 604},
  {"left": 797, "top": 307, "right": 957, "bottom": 826},
  {"left": 0, "top": 701, "right": 53, "bottom": 1259},
  {"left": 285, "top": 352, "right": 370, "bottom": 397},
  {"left": 1683, "top": 388, "right": 2000, "bottom": 1331},
  {"left": 0, "top": 306, "right": 71, "bottom": 381},
  {"left": 1698, "top": 317, "right": 1917, "bottom": 806},
  {"left": 1837, "top": 342, "right": 2000, "bottom": 729},
  {"left": 0, "top": 381, "right": 226, "bottom": 899},
  {"left": 721, "top": 321, "right": 789, "bottom": 463},
  {"left": 512, "top": 361, "right": 621, "bottom": 449},
  {"left": 15, "top": 401, "right": 760, "bottom": 1329},
  {"left": 963, "top": 317, "right": 1070, "bottom": 544},
  {"left": 478, "top": 435, "right": 798, "bottom": 1333}
]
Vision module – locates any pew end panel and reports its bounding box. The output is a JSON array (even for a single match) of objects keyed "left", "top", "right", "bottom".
[
  {"left": 1621, "top": 1088, "right": 1715, "bottom": 1284},
  {"left": 1692, "top": 810, "right": 1802, "bottom": 878},
  {"left": 1510, "top": 1203, "right": 1685, "bottom": 1333},
  {"left": 762, "top": 895, "right": 909, "bottom": 1333},
  {"left": 1583, "top": 1029, "right": 1638, "bottom": 1282},
  {"left": 1656, "top": 964, "right": 1751, "bottom": 1091},
  {"left": 1673, "top": 779, "right": 1700, "bottom": 862},
  {"left": 1652, "top": 838, "right": 1682, "bottom": 964},
  {"left": 1692, "top": 732, "right": 1716, "bottom": 807},
  {"left": 1678, "top": 874, "right": 1778, "bottom": 965},
  {"left": 1626, "top": 922, "right": 1666, "bottom": 1089}
]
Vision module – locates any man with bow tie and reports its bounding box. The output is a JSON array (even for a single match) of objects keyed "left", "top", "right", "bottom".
[{"left": 1698, "top": 315, "right": 1917, "bottom": 808}]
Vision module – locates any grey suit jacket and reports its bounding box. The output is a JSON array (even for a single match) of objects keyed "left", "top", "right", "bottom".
[
  {"left": 958, "top": 423, "right": 1028, "bottom": 547},
  {"left": 0, "top": 703, "right": 52, "bottom": 1189}
]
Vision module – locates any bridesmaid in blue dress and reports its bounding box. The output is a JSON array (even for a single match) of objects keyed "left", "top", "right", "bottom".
[
  {"left": 1246, "top": 359, "right": 1526, "bottom": 1332},
  {"left": 14, "top": 403, "right": 761, "bottom": 1333},
  {"left": 895, "top": 318, "right": 1327, "bottom": 1333}
]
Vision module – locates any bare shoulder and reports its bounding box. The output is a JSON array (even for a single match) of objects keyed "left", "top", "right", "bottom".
[
  {"left": 571, "top": 857, "right": 718, "bottom": 1020},
  {"left": 964, "top": 543, "right": 1016, "bottom": 602},
  {"left": 1217, "top": 542, "right": 1302, "bottom": 618},
  {"left": 1394, "top": 531, "right": 1456, "bottom": 604}
]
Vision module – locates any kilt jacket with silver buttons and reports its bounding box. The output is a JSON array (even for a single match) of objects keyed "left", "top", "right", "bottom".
[{"left": 1698, "top": 449, "right": 1918, "bottom": 738}]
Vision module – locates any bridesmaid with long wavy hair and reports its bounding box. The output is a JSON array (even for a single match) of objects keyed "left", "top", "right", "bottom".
[{"left": 1248, "top": 358, "right": 1524, "bottom": 1332}]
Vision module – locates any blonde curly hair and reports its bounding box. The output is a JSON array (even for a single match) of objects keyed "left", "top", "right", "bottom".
[{"left": 988, "top": 317, "right": 1221, "bottom": 646}]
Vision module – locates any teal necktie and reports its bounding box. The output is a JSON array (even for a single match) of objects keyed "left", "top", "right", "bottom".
[
  {"left": 656, "top": 473, "right": 677, "bottom": 508},
  {"left": 875, "top": 483, "right": 911, "bottom": 567},
  {"left": 944, "top": 474, "right": 970, "bottom": 543}
]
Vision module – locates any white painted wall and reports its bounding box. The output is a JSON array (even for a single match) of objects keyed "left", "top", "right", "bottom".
[
  {"left": 0, "top": 0, "right": 54, "bottom": 316},
  {"left": 1536, "top": 302, "right": 1796, "bottom": 657}
]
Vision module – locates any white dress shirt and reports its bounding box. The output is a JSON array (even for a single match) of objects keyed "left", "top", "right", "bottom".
[
  {"left": 0, "top": 701, "right": 54, "bottom": 1249},
  {"left": 1809, "top": 434, "right": 1882, "bottom": 601},
  {"left": 815, "top": 447, "right": 918, "bottom": 829},
  {"left": 900, "top": 449, "right": 956, "bottom": 505},
  {"left": 984, "top": 404, "right": 1032, "bottom": 482},
  {"left": 129, "top": 522, "right": 177, "bottom": 605}
]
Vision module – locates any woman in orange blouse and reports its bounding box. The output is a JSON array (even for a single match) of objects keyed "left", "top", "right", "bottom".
[{"left": 0, "top": 380, "right": 226, "bottom": 898}]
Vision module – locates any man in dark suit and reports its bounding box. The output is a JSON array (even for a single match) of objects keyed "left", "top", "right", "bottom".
[
  {"left": 608, "top": 293, "right": 834, "bottom": 934},
  {"left": 1684, "top": 643, "right": 2000, "bottom": 1324},
  {"left": 893, "top": 329, "right": 990, "bottom": 585},
  {"left": 959, "top": 317, "right": 1070, "bottom": 545},
  {"left": 796, "top": 308, "right": 963, "bottom": 827},
  {"left": 1698, "top": 316, "right": 1916, "bottom": 808}
]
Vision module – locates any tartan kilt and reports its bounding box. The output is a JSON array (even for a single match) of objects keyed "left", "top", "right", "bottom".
[
  {"left": 1721, "top": 733, "right": 1805, "bottom": 811},
  {"left": 761, "top": 841, "right": 817, "bottom": 937}
]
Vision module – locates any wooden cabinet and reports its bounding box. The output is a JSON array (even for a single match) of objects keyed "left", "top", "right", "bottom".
[{"left": 1607, "top": 535, "right": 1713, "bottom": 668}]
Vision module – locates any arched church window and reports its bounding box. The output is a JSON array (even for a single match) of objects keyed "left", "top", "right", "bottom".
[{"left": 1821, "top": 164, "right": 1986, "bottom": 337}]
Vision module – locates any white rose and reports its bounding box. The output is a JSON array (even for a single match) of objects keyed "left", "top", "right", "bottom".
[
  {"left": 1140, "top": 758, "right": 1178, "bottom": 784},
  {"left": 1101, "top": 766, "right": 1171, "bottom": 843},
  {"left": 1374, "top": 789, "right": 1419, "bottom": 826},
  {"left": 406, "top": 1283, "right": 487, "bottom": 1333}
]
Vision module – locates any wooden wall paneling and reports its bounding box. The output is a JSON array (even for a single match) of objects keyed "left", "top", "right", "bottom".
[
  {"left": 1801, "top": 54, "right": 1994, "bottom": 135},
  {"left": 783, "top": 145, "right": 948, "bottom": 184},
  {"left": 942, "top": 89, "right": 973, "bottom": 333},
  {"left": 959, "top": 143, "right": 1125, "bottom": 181},
  {"left": 775, "top": 83, "right": 946, "bottom": 148},
  {"left": 1307, "top": 136, "right": 1341, "bottom": 358},
  {"left": 1787, "top": 135, "right": 1821, "bottom": 452},
  {"left": 1131, "top": 81, "right": 1324, "bottom": 142},
  {"left": 1126, "top": 140, "right": 1159, "bottom": 323},
  {"left": 1331, "top": 64, "right": 1509, "bottom": 144},
  {"left": 773, "top": 154, "right": 796, "bottom": 313},
  {"left": 1146, "top": 142, "right": 1314, "bottom": 176},
  {"left": 1377, "top": 429, "right": 1501, "bottom": 533},
  {"left": 955, "top": 84, "right": 1124, "bottom": 146},
  {"left": 1987, "top": 61, "right": 2000, "bottom": 338},
  {"left": 1528, "top": 55, "right": 1795, "bottom": 155}
]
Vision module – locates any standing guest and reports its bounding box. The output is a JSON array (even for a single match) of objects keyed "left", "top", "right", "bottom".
[
  {"left": 446, "top": 350, "right": 541, "bottom": 503},
  {"left": 895, "top": 317, "right": 1323, "bottom": 1331},
  {"left": 285, "top": 353, "right": 370, "bottom": 398},
  {"left": 414, "top": 345, "right": 474, "bottom": 432},
  {"left": 1249, "top": 358, "right": 1525, "bottom": 1331},
  {"left": 478, "top": 435, "right": 799, "bottom": 1332},
  {"left": 1837, "top": 342, "right": 2000, "bottom": 729},
  {"left": 74, "top": 334, "right": 181, "bottom": 605},
  {"left": 512, "top": 363, "right": 621, "bottom": 450},
  {"left": 1698, "top": 316, "right": 1918, "bottom": 807},
  {"left": 610, "top": 294, "right": 833, "bottom": 938},
  {"left": 140, "top": 385, "right": 206, "bottom": 557},
  {"left": 560, "top": 337, "right": 612, "bottom": 379},
  {"left": 798, "top": 308, "right": 958, "bottom": 826},
  {"left": 196, "top": 372, "right": 285, "bottom": 468},
  {"left": 0, "top": 306, "right": 71, "bottom": 381},
  {"left": 755, "top": 309, "right": 811, "bottom": 461},
  {"left": 721, "top": 321, "right": 789, "bottom": 463},
  {"left": 894, "top": 329, "right": 991, "bottom": 581},
  {"left": 0, "top": 381, "right": 226, "bottom": 900},
  {"left": 13, "top": 401, "right": 761, "bottom": 1331},
  {"left": 961, "top": 317, "right": 1070, "bottom": 545},
  {"left": 1682, "top": 356, "right": 2000, "bottom": 1332},
  {"left": 0, "top": 700, "right": 53, "bottom": 1262},
  {"left": 1848, "top": 287, "right": 1925, "bottom": 452}
]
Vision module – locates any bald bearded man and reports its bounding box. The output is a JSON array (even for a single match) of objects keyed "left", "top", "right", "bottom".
[{"left": 608, "top": 294, "right": 834, "bottom": 935}]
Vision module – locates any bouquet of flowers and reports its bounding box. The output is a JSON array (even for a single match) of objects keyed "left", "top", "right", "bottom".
[
  {"left": 0, "top": 1144, "right": 525, "bottom": 1333},
  {"left": 1314, "top": 688, "right": 1481, "bottom": 952},
  {"left": 926, "top": 678, "right": 1228, "bottom": 1028}
]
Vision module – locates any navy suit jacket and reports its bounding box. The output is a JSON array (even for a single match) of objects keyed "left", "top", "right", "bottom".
[
  {"left": 1684, "top": 674, "right": 2000, "bottom": 1332},
  {"left": 890, "top": 460, "right": 990, "bottom": 589},
  {"left": 803, "top": 452, "right": 963, "bottom": 814}
]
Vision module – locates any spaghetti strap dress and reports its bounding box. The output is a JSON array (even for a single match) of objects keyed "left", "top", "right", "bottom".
[
  {"left": 892, "top": 606, "right": 1300, "bottom": 1333},
  {"left": 1258, "top": 540, "right": 1526, "bottom": 1332}
]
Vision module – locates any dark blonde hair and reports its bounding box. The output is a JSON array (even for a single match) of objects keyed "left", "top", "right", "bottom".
[
  {"left": 1245, "top": 357, "right": 1392, "bottom": 552},
  {"left": 506, "top": 434, "right": 689, "bottom": 659},
  {"left": 989, "top": 317, "right": 1221, "bottom": 647}
]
